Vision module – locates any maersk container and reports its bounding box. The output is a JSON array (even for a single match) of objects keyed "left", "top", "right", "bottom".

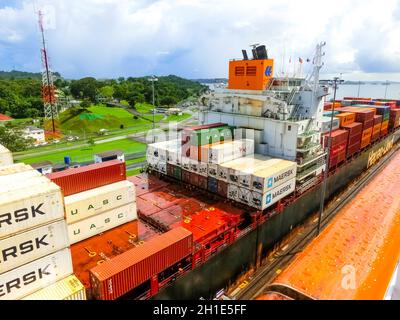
[
  {"left": 0, "top": 145, "right": 13, "bottom": 168},
  {"left": 181, "top": 156, "right": 191, "bottom": 171},
  {"left": 232, "top": 157, "right": 280, "bottom": 187},
  {"left": 89, "top": 227, "right": 193, "bottom": 300},
  {"left": 189, "top": 158, "right": 199, "bottom": 173},
  {"left": 238, "top": 187, "right": 252, "bottom": 205},
  {"left": 47, "top": 160, "right": 126, "bottom": 197},
  {"left": 67, "top": 202, "right": 137, "bottom": 245},
  {"left": 0, "top": 182, "right": 64, "bottom": 240},
  {"left": 209, "top": 139, "right": 253, "bottom": 164},
  {"left": 217, "top": 158, "right": 247, "bottom": 182},
  {"left": 22, "top": 275, "right": 86, "bottom": 300},
  {"left": 0, "top": 220, "right": 69, "bottom": 274},
  {"left": 0, "top": 163, "right": 33, "bottom": 176},
  {"left": 250, "top": 178, "right": 296, "bottom": 210},
  {"left": 198, "top": 162, "right": 208, "bottom": 177},
  {"left": 251, "top": 160, "right": 297, "bottom": 194},
  {"left": 227, "top": 184, "right": 239, "bottom": 201},
  {"left": 0, "top": 248, "right": 73, "bottom": 300},
  {"left": 0, "top": 174, "right": 50, "bottom": 194},
  {"left": 64, "top": 180, "right": 135, "bottom": 225}
]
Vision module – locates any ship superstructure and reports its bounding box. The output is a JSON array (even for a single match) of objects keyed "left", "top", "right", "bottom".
[{"left": 200, "top": 43, "right": 330, "bottom": 189}]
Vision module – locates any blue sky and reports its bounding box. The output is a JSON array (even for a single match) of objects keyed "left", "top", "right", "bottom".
[{"left": 1, "top": 0, "right": 400, "bottom": 80}]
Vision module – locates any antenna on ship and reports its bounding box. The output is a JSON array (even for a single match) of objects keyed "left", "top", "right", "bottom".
[{"left": 250, "top": 44, "right": 260, "bottom": 59}]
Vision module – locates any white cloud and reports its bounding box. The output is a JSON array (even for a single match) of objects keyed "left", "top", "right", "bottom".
[{"left": 0, "top": 0, "right": 399, "bottom": 79}]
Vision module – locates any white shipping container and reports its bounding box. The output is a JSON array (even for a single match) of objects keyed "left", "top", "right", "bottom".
[
  {"left": 321, "top": 116, "right": 340, "bottom": 134},
  {"left": 68, "top": 202, "right": 137, "bottom": 245},
  {"left": 167, "top": 147, "right": 182, "bottom": 166},
  {"left": 64, "top": 180, "right": 136, "bottom": 224},
  {"left": 189, "top": 159, "right": 199, "bottom": 173},
  {"left": 207, "top": 163, "right": 218, "bottom": 177},
  {"left": 0, "top": 146, "right": 13, "bottom": 168},
  {"left": 22, "top": 275, "right": 86, "bottom": 300},
  {"left": 0, "top": 248, "right": 73, "bottom": 300},
  {"left": 0, "top": 182, "right": 64, "bottom": 240},
  {"left": 0, "top": 163, "right": 33, "bottom": 176},
  {"left": 198, "top": 162, "right": 208, "bottom": 177},
  {"left": 237, "top": 187, "right": 252, "bottom": 205},
  {"left": 227, "top": 184, "right": 239, "bottom": 201},
  {"left": 0, "top": 174, "right": 48, "bottom": 193},
  {"left": 156, "top": 161, "right": 167, "bottom": 174},
  {"left": 217, "top": 158, "right": 248, "bottom": 182},
  {"left": 0, "top": 220, "right": 69, "bottom": 274},
  {"left": 250, "top": 178, "right": 296, "bottom": 210},
  {"left": 181, "top": 156, "right": 191, "bottom": 171},
  {"left": 251, "top": 160, "right": 297, "bottom": 193},
  {"left": 233, "top": 158, "right": 280, "bottom": 188}
]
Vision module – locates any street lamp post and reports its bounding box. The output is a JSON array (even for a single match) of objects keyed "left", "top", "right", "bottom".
[
  {"left": 148, "top": 76, "right": 158, "bottom": 142},
  {"left": 317, "top": 76, "right": 339, "bottom": 236}
]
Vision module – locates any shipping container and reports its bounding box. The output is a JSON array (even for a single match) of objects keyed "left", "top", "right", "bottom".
[
  {"left": 47, "top": 160, "right": 126, "bottom": 196},
  {"left": 323, "top": 129, "right": 348, "bottom": 148},
  {"left": 339, "top": 107, "right": 375, "bottom": 123},
  {"left": 227, "top": 184, "right": 239, "bottom": 201},
  {"left": 198, "top": 162, "right": 208, "bottom": 177},
  {"left": 89, "top": 227, "right": 193, "bottom": 300},
  {"left": 251, "top": 160, "right": 297, "bottom": 194},
  {"left": 189, "top": 125, "right": 233, "bottom": 146},
  {"left": 188, "top": 172, "right": 199, "bottom": 187},
  {"left": 0, "top": 248, "right": 73, "bottom": 300},
  {"left": 250, "top": 178, "right": 296, "bottom": 210},
  {"left": 207, "top": 163, "right": 218, "bottom": 178},
  {"left": 0, "top": 163, "right": 33, "bottom": 176},
  {"left": 389, "top": 109, "right": 400, "bottom": 129},
  {"left": 181, "top": 157, "right": 191, "bottom": 171},
  {"left": 166, "top": 147, "right": 182, "bottom": 166},
  {"left": 22, "top": 274, "right": 86, "bottom": 300},
  {"left": 0, "top": 174, "right": 50, "bottom": 194},
  {"left": 348, "top": 133, "right": 362, "bottom": 145},
  {"left": 198, "top": 175, "right": 208, "bottom": 190},
  {"left": 217, "top": 180, "right": 228, "bottom": 198},
  {"left": 0, "top": 182, "right": 64, "bottom": 240},
  {"left": 207, "top": 177, "right": 218, "bottom": 194},
  {"left": 0, "top": 220, "right": 69, "bottom": 274},
  {"left": 346, "top": 142, "right": 360, "bottom": 158},
  {"left": 0, "top": 145, "right": 13, "bottom": 168},
  {"left": 208, "top": 139, "right": 254, "bottom": 164},
  {"left": 335, "top": 112, "right": 355, "bottom": 126},
  {"left": 64, "top": 180, "right": 135, "bottom": 225},
  {"left": 320, "top": 117, "right": 340, "bottom": 134},
  {"left": 68, "top": 202, "right": 137, "bottom": 245},
  {"left": 373, "top": 115, "right": 383, "bottom": 125},
  {"left": 361, "top": 127, "right": 373, "bottom": 141},
  {"left": 341, "top": 122, "right": 363, "bottom": 137},
  {"left": 238, "top": 187, "right": 252, "bottom": 205},
  {"left": 234, "top": 158, "right": 280, "bottom": 188},
  {"left": 217, "top": 158, "right": 247, "bottom": 182},
  {"left": 188, "top": 158, "right": 199, "bottom": 173},
  {"left": 181, "top": 170, "right": 191, "bottom": 184},
  {"left": 166, "top": 164, "right": 182, "bottom": 180}
]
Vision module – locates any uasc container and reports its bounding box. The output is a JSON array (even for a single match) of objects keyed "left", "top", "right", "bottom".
[
  {"left": 68, "top": 202, "right": 137, "bottom": 245},
  {"left": 0, "top": 181, "right": 64, "bottom": 239},
  {"left": 0, "top": 248, "right": 73, "bottom": 300},
  {"left": 89, "top": 227, "right": 193, "bottom": 300},
  {"left": 22, "top": 275, "right": 86, "bottom": 300},
  {"left": 47, "top": 160, "right": 126, "bottom": 196},
  {"left": 0, "top": 220, "right": 69, "bottom": 274},
  {"left": 64, "top": 180, "right": 135, "bottom": 225}
]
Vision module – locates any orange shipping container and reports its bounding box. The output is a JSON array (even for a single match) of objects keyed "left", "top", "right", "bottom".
[
  {"left": 373, "top": 123, "right": 381, "bottom": 136},
  {"left": 335, "top": 112, "right": 355, "bottom": 126},
  {"left": 361, "top": 127, "right": 373, "bottom": 140},
  {"left": 381, "top": 120, "right": 389, "bottom": 131}
]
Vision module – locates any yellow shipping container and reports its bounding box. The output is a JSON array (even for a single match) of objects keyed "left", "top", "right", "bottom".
[{"left": 22, "top": 275, "right": 86, "bottom": 300}]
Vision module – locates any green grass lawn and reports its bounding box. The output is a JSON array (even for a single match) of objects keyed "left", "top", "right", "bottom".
[
  {"left": 20, "top": 138, "right": 146, "bottom": 165},
  {"left": 125, "top": 156, "right": 146, "bottom": 166},
  {"left": 165, "top": 112, "right": 192, "bottom": 122},
  {"left": 135, "top": 103, "right": 154, "bottom": 113},
  {"left": 126, "top": 168, "right": 142, "bottom": 177},
  {"left": 59, "top": 105, "right": 153, "bottom": 135}
]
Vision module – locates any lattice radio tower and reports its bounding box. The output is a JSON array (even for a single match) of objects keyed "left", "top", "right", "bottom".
[{"left": 38, "top": 10, "right": 58, "bottom": 134}]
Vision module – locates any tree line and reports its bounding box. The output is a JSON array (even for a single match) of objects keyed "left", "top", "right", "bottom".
[{"left": 0, "top": 72, "right": 207, "bottom": 119}]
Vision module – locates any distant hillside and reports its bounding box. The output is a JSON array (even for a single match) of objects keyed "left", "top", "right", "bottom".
[
  {"left": 192, "top": 78, "right": 228, "bottom": 84},
  {"left": 0, "top": 70, "right": 61, "bottom": 80}
]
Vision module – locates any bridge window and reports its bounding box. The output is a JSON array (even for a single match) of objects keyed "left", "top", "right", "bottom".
[
  {"left": 235, "top": 66, "right": 245, "bottom": 76},
  {"left": 246, "top": 66, "right": 257, "bottom": 76}
]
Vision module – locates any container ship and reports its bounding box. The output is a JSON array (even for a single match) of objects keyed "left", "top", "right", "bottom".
[{"left": 1, "top": 43, "right": 400, "bottom": 300}]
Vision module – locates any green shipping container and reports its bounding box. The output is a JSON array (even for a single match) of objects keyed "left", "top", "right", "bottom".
[{"left": 190, "top": 126, "right": 234, "bottom": 146}]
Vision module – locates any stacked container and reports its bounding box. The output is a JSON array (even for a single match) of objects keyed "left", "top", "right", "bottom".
[
  {"left": 323, "top": 129, "right": 349, "bottom": 168},
  {"left": 320, "top": 116, "right": 340, "bottom": 134},
  {"left": 340, "top": 107, "right": 375, "bottom": 148},
  {"left": 48, "top": 160, "right": 137, "bottom": 245},
  {"left": 0, "top": 163, "right": 83, "bottom": 300},
  {"left": 335, "top": 112, "right": 355, "bottom": 127},
  {"left": 342, "top": 122, "right": 363, "bottom": 158},
  {"left": 371, "top": 115, "right": 383, "bottom": 142},
  {"left": 0, "top": 144, "right": 13, "bottom": 168},
  {"left": 389, "top": 109, "right": 400, "bottom": 129}
]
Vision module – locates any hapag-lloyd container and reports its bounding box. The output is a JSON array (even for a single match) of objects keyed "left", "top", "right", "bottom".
[
  {"left": 0, "top": 220, "right": 69, "bottom": 274},
  {"left": 251, "top": 160, "right": 297, "bottom": 194},
  {"left": 89, "top": 227, "right": 193, "bottom": 300},
  {"left": 22, "top": 275, "right": 86, "bottom": 300},
  {"left": 47, "top": 160, "right": 126, "bottom": 196},
  {"left": 0, "top": 145, "right": 13, "bottom": 168},
  {"left": 251, "top": 178, "right": 296, "bottom": 210},
  {"left": 0, "top": 248, "right": 73, "bottom": 300},
  {"left": 0, "top": 182, "right": 64, "bottom": 239},
  {"left": 68, "top": 202, "right": 137, "bottom": 245},
  {"left": 64, "top": 180, "right": 136, "bottom": 225}
]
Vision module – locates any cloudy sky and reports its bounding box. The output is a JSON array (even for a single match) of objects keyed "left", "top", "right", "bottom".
[{"left": 1, "top": 0, "right": 400, "bottom": 80}]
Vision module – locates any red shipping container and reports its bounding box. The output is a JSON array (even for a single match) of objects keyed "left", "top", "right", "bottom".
[
  {"left": 342, "top": 122, "right": 363, "bottom": 136},
  {"left": 373, "top": 115, "right": 383, "bottom": 125},
  {"left": 344, "top": 97, "right": 371, "bottom": 101},
  {"left": 217, "top": 180, "right": 228, "bottom": 198},
  {"left": 361, "top": 127, "right": 373, "bottom": 140},
  {"left": 47, "top": 160, "right": 125, "bottom": 196},
  {"left": 380, "top": 128, "right": 388, "bottom": 137},
  {"left": 189, "top": 172, "right": 199, "bottom": 187},
  {"left": 197, "top": 175, "right": 208, "bottom": 190},
  {"left": 363, "top": 119, "right": 374, "bottom": 130},
  {"left": 373, "top": 123, "right": 382, "bottom": 136},
  {"left": 360, "top": 135, "right": 371, "bottom": 149},
  {"left": 89, "top": 227, "right": 193, "bottom": 300},
  {"left": 339, "top": 107, "right": 375, "bottom": 123},
  {"left": 348, "top": 133, "right": 362, "bottom": 145},
  {"left": 182, "top": 170, "right": 191, "bottom": 184},
  {"left": 323, "top": 129, "right": 348, "bottom": 147},
  {"left": 371, "top": 132, "right": 380, "bottom": 142},
  {"left": 346, "top": 142, "right": 360, "bottom": 158},
  {"left": 330, "top": 142, "right": 347, "bottom": 157}
]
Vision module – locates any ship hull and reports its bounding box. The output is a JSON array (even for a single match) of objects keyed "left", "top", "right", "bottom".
[{"left": 153, "top": 130, "right": 400, "bottom": 300}]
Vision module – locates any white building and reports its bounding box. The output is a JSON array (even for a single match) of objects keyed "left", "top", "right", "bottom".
[{"left": 23, "top": 126, "right": 45, "bottom": 144}]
